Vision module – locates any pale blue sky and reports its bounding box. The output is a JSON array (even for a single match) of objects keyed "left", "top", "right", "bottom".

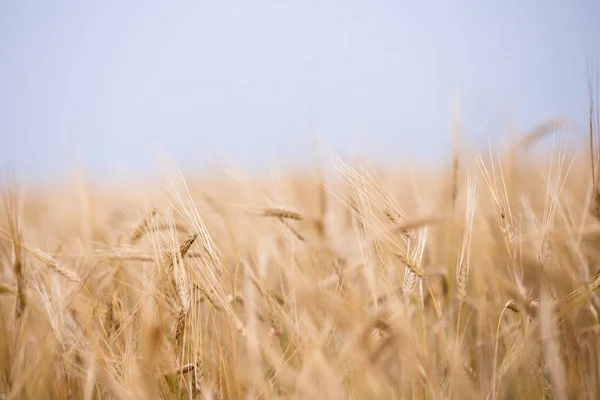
[{"left": 1, "top": 1, "right": 599, "bottom": 181}]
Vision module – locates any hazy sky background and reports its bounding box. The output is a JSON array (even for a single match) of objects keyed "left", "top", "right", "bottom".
[{"left": 1, "top": 1, "right": 599, "bottom": 181}]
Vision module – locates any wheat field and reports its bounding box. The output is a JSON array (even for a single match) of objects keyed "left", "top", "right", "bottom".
[{"left": 2, "top": 113, "right": 600, "bottom": 400}]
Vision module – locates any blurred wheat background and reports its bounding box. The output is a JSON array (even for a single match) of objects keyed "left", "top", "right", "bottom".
[{"left": 3, "top": 1, "right": 600, "bottom": 400}]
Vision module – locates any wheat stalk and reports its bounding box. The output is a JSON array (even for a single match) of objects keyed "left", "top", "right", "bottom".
[
  {"left": 3, "top": 185, "right": 26, "bottom": 319},
  {"left": 456, "top": 172, "right": 477, "bottom": 341}
]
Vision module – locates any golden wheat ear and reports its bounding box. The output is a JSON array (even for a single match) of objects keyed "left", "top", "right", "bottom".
[
  {"left": 128, "top": 207, "right": 158, "bottom": 244},
  {"left": 519, "top": 118, "right": 568, "bottom": 151},
  {"left": 261, "top": 207, "right": 304, "bottom": 221}
]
